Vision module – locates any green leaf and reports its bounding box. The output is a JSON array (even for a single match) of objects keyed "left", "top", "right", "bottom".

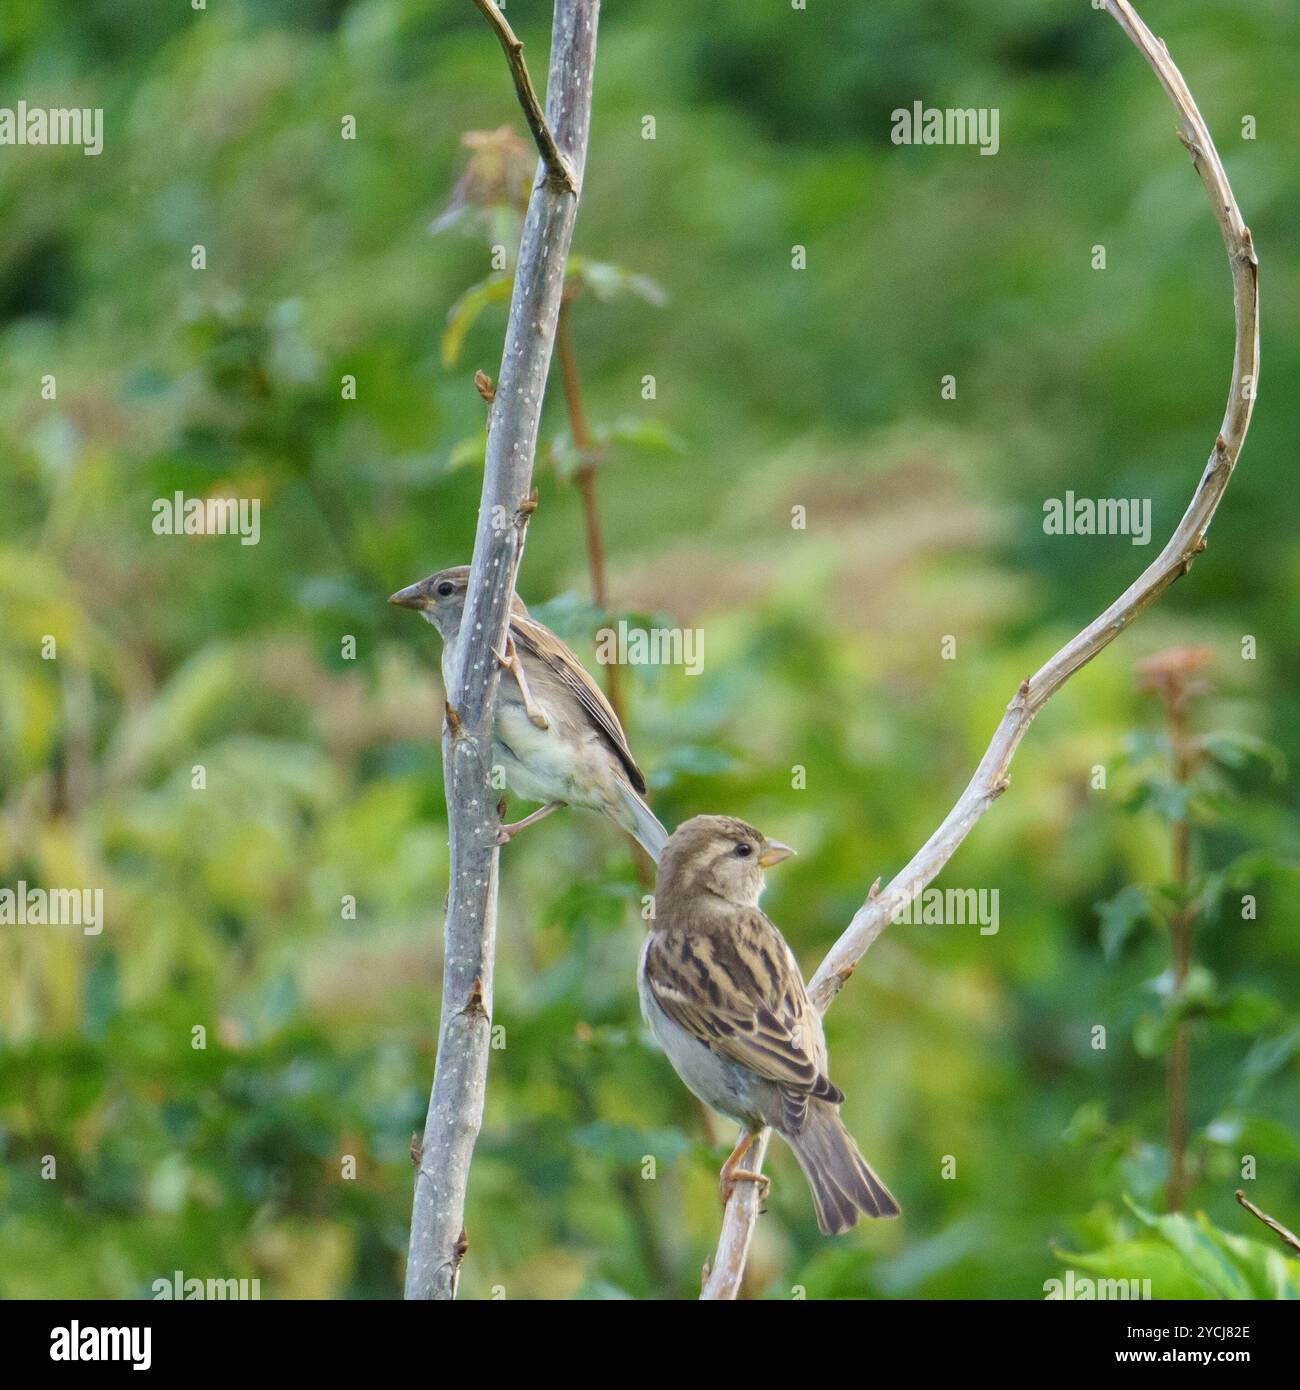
[
  {"left": 1235, "top": 1030, "right": 1300, "bottom": 1099},
  {"left": 1124, "top": 1198, "right": 1300, "bottom": 1299},
  {"left": 595, "top": 416, "right": 686, "bottom": 454},
  {"left": 1133, "top": 1010, "right": 1176, "bottom": 1058},
  {"left": 567, "top": 255, "right": 668, "bottom": 308},
  {"left": 1095, "top": 884, "right": 1153, "bottom": 961},
  {"left": 441, "top": 273, "right": 513, "bottom": 367},
  {"left": 1051, "top": 1240, "right": 1213, "bottom": 1300},
  {"left": 1123, "top": 729, "right": 1171, "bottom": 765},
  {"left": 447, "top": 430, "right": 487, "bottom": 471},
  {"left": 1211, "top": 988, "right": 1281, "bottom": 1035},
  {"left": 1127, "top": 776, "right": 1194, "bottom": 823},
  {"left": 547, "top": 432, "right": 587, "bottom": 482},
  {"left": 1198, "top": 731, "right": 1287, "bottom": 780},
  {"left": 1062, "top": 1100, "right": 1110, "bottom": 1146},
  {"left": 1207, "top": 1114, "right": 1300, "bottom": 1161}
]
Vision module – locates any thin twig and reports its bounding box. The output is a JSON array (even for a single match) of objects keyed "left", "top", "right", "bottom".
[
  {"left": 472, "top": 0, "right": 578, "bottom": 192},
  {"left": 702, "top": 0, "right": 1260, "bottom": 1298},
  {"left": 1163, "top": 676, "right": 1200, "bottom": 1211},
  {"left": 556, "top": 296, "right": 625, "bottom": 721},
  {"left": 405, "top": 0, "right": 601, "bottom": 1301},
  {"left": 1236, "top": 1190, "right": 1300, "bottom": 1257}
]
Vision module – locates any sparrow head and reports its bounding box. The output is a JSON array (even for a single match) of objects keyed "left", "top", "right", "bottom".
[
  {"left": 389, "top": 565, "right": 530, "bottom": 641},
  {"left": 388, "top": 564, "right": 468, "bottom": 638},
  {"left": 656, "top": 814, "right": 795, "bottom": 910}
]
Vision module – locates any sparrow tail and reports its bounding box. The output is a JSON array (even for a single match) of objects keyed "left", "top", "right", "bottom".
[
  {"left": 786, "top": 1103, "right": 900, "bottom": 1235},
  {"left": 621, "top": 785, "right": 669, "bottom": 862}
]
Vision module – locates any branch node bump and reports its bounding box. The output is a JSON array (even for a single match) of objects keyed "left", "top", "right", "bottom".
[
  {"left": 444, "top": 701, "right": 463, "bottom": 737},
  {"left": 1179, "top": 535, "right": 1209, "bottom": 577},
  {"left": 1177, "top": 128, "right": 1203, "bottom": 166},
  {"left": 462, "top": 977, "right": 489, "bottom": 1021},
  {"left": 867, "top": 875, "right": 882, "bottom": 901},
  {"left": 516, "top": 487, "right": 540, "bottom": 526}
]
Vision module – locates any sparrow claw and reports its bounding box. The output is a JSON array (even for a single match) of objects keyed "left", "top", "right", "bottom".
[
  {"left": 496, "top": 800, "right": 565, "bottom": 845},
  {"left": 718, "top": 1130, "right": 768, "bottom": 1209},
  {"left": 721, "top": 1169, "right": 771, "bottom": 1209},
  {"left": 499, "top": 632, "right": 551, "bottom": 728}
]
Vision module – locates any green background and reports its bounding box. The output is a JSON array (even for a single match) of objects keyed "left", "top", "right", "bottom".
[{"left": 1, "top": 0, "right": 1297, "bottom": 1298}]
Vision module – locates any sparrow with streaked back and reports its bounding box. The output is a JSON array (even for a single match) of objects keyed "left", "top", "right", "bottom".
[
  {"left": 640, "top": 814, "right": 899, "bottom": 1234},
  {"left": 390, "top": 565, "right": 669, "bottom": 860}
]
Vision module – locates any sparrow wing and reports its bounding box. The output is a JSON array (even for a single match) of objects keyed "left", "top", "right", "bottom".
[
  {"left": 510, "top": 613, "right": 648, "bottom": 794},
  {"left": 645, "top": 909, "right": 842, "bottom": 1130}
]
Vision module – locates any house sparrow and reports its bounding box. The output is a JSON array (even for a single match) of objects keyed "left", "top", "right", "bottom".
[
  {"left": 640, "top": 815, "right": 899, "bottom": 1234},
  {"left": 389, "top": 565, "right": 668, "bottom": 860}
]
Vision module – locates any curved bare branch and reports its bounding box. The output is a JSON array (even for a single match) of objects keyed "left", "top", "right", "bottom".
[{"left": 702, "top": 0, "right": 1259, "bottom": 1300}]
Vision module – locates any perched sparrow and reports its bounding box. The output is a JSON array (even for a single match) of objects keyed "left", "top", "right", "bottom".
[
  {"left": 640, "top": 815, "right": 899, "bottom": 1234},
  {"left": 389, "top": 565, "right": 668, "bottom": 860}
]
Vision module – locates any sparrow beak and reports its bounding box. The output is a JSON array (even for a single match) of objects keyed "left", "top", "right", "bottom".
[
  {"left": 758, "top": 839, "right": 796, "bottom": 869},
  {"left": 388, "top": 581, "right": 428, "bottom": 611}
]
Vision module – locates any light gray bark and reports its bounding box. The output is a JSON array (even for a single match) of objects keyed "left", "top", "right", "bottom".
[
  {"left": 404, "top": 0, "right": 601, "bottom": 1301},
  {"left": 703, "top": 0, "right": 1260, "bottom": 1299}
]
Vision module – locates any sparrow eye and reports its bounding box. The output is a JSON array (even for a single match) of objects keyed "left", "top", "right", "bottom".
[
  {"left": 733, "top": 843, "right": 753, "bottom": 858},
  {"left": 436, "top": 581, "right": 455, "bottom": 598}
]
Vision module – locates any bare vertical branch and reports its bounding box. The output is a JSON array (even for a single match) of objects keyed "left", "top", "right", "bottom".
[
  {"left": 404, "top": 0, "right": 601, "bottom": 1301},
  {"left": 702, "top": 0, "right": 1260, "bottom": 1299}
]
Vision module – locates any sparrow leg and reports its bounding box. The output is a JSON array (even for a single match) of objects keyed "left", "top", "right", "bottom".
[
  {"left": 496, "top": 800, "right": 566, "bottom": 845},
  {"left": 719, "top": 1130, "right": 770, "bottom": 1208},
  {"left": 496, "top": 635, "right": 549, "bottom": 730}
]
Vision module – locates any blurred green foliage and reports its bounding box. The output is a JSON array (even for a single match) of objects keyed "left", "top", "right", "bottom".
[{"left": 1, "top": 0, "right": 1297, "bottom": 1299}]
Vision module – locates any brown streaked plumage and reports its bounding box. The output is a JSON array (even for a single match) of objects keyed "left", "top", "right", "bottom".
[
  {"left": 389, "top": 565, "right": 668, "bottom": 858},
  {"left": 640, "top": 814, "right": 899, "bottom": 1234}
]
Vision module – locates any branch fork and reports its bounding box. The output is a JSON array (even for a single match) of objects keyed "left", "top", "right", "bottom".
[{"left": 473, "top": 0, "right": 580, "bottom": 193}]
